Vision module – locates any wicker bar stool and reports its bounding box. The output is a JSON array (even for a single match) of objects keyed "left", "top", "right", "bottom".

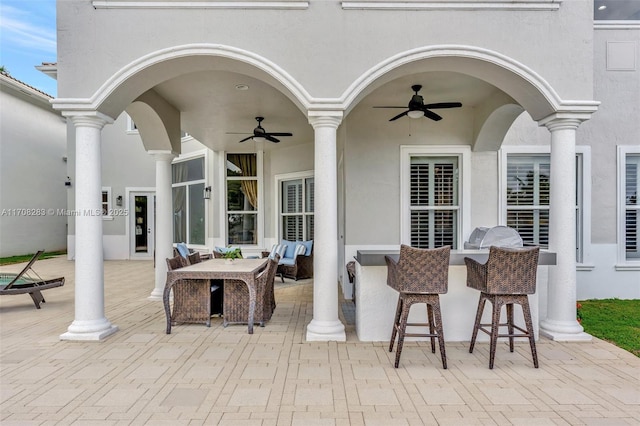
[
  {"left": 385, "top": 245, "right": 450, "bottom": 369},
  {"left": 465, "top": 246, "right": 540, "bottom": 369},
  {"left": 166, "top": 255, "right": 211, "bottom": 327}
]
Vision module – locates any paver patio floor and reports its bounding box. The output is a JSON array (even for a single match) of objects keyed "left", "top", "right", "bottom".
[{"left": 1, "top": 256, "right": 638, "bottom": 425}]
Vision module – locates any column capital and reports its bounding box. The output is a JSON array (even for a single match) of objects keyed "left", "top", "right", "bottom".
[
  {"left": 147, "top": 149, "right": 178, "bottom": 162},
  {"left": 63, "top": 111, "right": 115, "bottom": 129},
  {"left": 539, "top": 112, "right": 592, "bottom": 132},
  {"left": 308, "top": 110, "right": 343, "bottom": 129}
]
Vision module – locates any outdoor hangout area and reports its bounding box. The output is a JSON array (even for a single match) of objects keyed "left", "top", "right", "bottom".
[{"left": 1, "top": 255, "right": 638, "bottom": 425}]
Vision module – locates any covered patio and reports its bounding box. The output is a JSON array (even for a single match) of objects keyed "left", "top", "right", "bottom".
[{"left": 1, "top": 256, "right": 638, "bottom": 425}]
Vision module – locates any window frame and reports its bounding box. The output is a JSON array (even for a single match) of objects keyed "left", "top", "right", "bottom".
[
  {"left": 275, "top": 170, "right": 315, "bottom": 242},
  {"left": 499, "top": 145, "right": 591, "bottom": 266},
  {"left": 400, "top": 145, "right": 471, "bottom": 250},
  {"left": 617, "top": 145, "right": 640, "bottom": 269},
  {"left": 101, "top": 187, "right": 113, "bottom": 221},
  {"left": 171, "top": 150, "right": 208, "bottom": 247}
]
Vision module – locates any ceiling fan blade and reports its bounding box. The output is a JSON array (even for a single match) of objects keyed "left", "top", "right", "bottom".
[
  {"left": 238, "top": 136, "right": 254, "bottom": 143},
  {"left": 389, "top": 110, "right": 409, "bottom": 121},
  {"left": 424, "top": 102, "right": 462, "bottom": 109},
  {"left": 266, "top": 135, "right": 280, "bottom": 143},
  {"left": 423, "top": 109, "right": 443, "bottom": 121},
  {"left": 373, "top": 106, "right": 406, "bottom": 109},
  {"left": 268, "top": 132, "right": 292, "bottom": 137}
]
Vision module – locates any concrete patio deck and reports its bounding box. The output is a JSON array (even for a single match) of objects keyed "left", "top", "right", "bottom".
[{"left": 1, "top": 256, "right": 638, "bottom": 425}]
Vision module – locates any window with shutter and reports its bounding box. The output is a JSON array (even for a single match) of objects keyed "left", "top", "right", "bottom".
[
  {"left": 625, "top": 154, "right": 640, "bottom": 259},
  {"left": 504, "top": 152, "right": 584, "bottom": 262},
  {"left": 506, "top": 156, "right": 550, "bottom": 247},
  {"left": 280, "top": 175, "right": 314, "bottom": 241},
  {"left": 409, "top": 156, "right": 459, "bottom": 249}
]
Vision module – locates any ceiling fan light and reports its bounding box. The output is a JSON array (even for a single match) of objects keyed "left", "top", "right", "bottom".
[
  {"left": 407, "top": 110, "right": 424, "bottom": 119},
  {"left": 252, "top": 136, "right": 266, "bottom": 143}
]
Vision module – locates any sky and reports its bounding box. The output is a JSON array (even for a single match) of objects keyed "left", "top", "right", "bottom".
[{"left": 0, "top": 0, "right": 57, "bottom": 96}]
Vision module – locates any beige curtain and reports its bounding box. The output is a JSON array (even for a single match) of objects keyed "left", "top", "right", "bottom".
[{"left": 229, "top": 154, "right": 258, "bottom": 209}]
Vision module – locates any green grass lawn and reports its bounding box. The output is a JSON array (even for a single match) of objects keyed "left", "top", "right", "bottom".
[
  {"left": 578, "top": 299, "right": 640, "bottom": 358},
  {"left": 0, "top": 251, "right": 66, "bottom": 266}
]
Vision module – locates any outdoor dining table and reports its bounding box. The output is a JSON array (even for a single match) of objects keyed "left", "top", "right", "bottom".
[{"left": 163, "top": 257, "right": 268, "bottom": 335}]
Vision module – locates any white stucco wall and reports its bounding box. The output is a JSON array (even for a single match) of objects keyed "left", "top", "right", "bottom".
[
  {"left": 57, "top": 0, "right": 594, "bottom": 111},
  {"left": 0, "top": 78, "right": 67, "bottom": 256}
]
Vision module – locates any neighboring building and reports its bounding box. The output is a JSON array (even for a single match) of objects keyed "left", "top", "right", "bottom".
[
  {"left": 0, "top": 72, "right": 67, "bottom": 257},
  {"left": 53, "top": 0, "right": 639, "bottom": 342}
]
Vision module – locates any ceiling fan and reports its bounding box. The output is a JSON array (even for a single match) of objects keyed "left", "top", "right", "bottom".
[
  {"left": 228, "top": 116, "right": 293, "bottom": 143},
  {"left": 374, "top": 84, "right": 462, "bottom": 122}
]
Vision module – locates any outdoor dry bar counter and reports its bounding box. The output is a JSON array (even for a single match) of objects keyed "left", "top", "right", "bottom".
[{"left": 354, "top": 249, "right": 557, "bottom": 342}]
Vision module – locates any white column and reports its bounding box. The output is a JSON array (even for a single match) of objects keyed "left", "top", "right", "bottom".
[
  {"left": 539, "top": 116, "right": 591, "bottom": 341},
  {"left": 306, "top": 111, "right": 346, "bottom": 342},
  {"left": 148, "top": 150, "right": 176, "bottom": 300},
  {"left": 60, "top": 113, "right": 118, "bottom": 341}
]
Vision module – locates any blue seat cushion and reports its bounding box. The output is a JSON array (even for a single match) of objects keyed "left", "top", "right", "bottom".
[{"left": 279, "top": 257, "right": 296, "bottom": 266}]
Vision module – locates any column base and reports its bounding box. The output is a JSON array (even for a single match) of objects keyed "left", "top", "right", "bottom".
[
  {"left": 60, "top": 319, "right": 119, "bottom": 341},
  {"left": 306, "top": 319, "right": 346, "bottom": 342},
  {"left": 539, "top": 319, "right": 592, "bottom": 342},
  {"left": 148, "top": 288, "right": 164, "bottom": 300}
]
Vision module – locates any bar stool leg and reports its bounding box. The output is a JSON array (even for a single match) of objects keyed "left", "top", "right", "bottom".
[
  {"left": 427, "top": 304, "right": 436, "bottom": 354},
  {"left": 520, "top": 296, "right": 539, "bottom": 368},
  {"left": 469, "top": 294, "right": 486, "bottom": 353},
  {"left": 394, "top": 298, "right": 412, "bottom": 368},
  {"left": 507, "top": 303, "right": 515, "bottom": 352},
  {"left": 489, "top": 296, "right": 502, "bottom": 369},
  {"left": 389, "top": 296, "right": 403, "bottom": 353},
  {"left": 432, "top": 298, "right": 447, "bottom": 369}
]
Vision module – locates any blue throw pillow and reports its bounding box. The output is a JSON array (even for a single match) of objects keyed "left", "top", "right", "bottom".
[
  {"left": 176, "top": 243, "right": 189, "bottom": 258},
  {"left": 300, "top": 240, "right": 313, "bottom": 256},
  {"left": 294, "top": 243, "right": 306, "bottom": 258},
  {"left": 280, "top": 240, "right": 297, "bottom": 259}
]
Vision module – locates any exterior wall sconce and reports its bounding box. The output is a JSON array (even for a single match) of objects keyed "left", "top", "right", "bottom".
[
  {"left": 65, "top": 176, "right": 71, "bottom": 187},
  {"left": 203, "top": 186, "right": 212, "bottom": 199},
  {"left": 116, "top": 195, "right": 123, "bottom": 206}
]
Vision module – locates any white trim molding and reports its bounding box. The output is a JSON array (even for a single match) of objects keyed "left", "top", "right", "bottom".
[
  {"left": 595, "top": 21, "right": 640, "bottom": 30},
  {"left": 342, "top": 0, "right": 562, "bottom": 11},
  {"left": 93, "top": 1, "right": 308, "bottom": 9}
]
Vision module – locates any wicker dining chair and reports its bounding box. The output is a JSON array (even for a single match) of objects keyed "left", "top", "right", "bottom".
[
  {"left": 385, "top": 245, "right": 450, "bottom": 369},
  {"left": 465, "top": 246, "right": 540, "bottom": 369},
  {"left": 223, "top": 255, "right": 279, "bottom": 327},
  {"left": 186, "top": 250, "right": 224, "bottom": 316},
  {"left": 166, "top": 255, "right": 211, "bottom": 327}
]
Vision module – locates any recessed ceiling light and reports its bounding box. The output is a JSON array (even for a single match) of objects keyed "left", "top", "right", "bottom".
[
  {"left": 598, "top": 5, "right": 606, "bottom": 10},
  {"left": 235, "top": 84, "right": 249, "bottom": 91}
]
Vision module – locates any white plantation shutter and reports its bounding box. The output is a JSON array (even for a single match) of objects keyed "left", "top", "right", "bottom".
[
  {"left": 410, "top": 157, "right": 458, "bottom": 249},
  {"left": 505, "top": 154, "right": 583, "bottom": 261},
  {"left": 280, "top": 177, "right": 314, "bottom": 241},
  {"left": 506, "top": 156, "right": 550, "bottom": 247},
  {"left": 626, "top": 155, "right": 640, "bottom": 259}
]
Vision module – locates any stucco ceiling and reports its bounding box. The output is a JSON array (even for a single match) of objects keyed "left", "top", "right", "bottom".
[{"left": 153, "top": 70, "right": 504, "bottom": 152}]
